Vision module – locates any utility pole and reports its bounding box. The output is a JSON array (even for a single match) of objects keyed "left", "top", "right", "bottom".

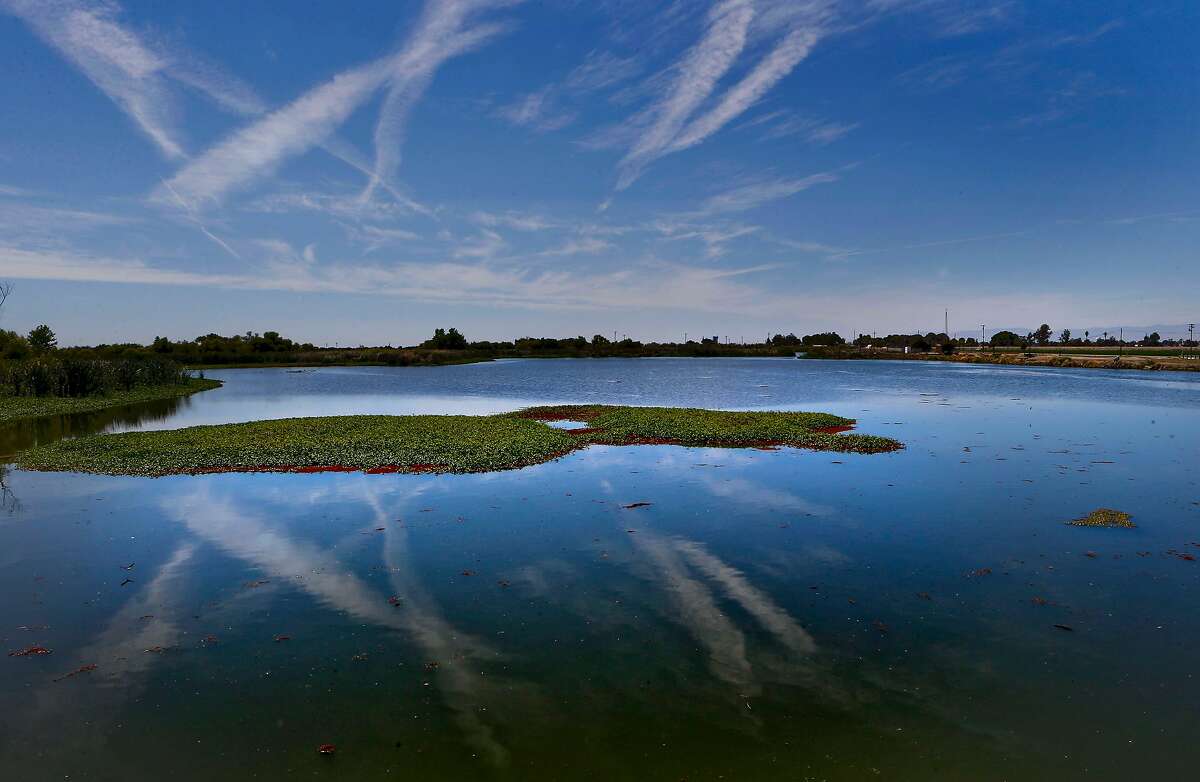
[
  {"left": 944, "top": 309, "right": 948, "bottom": 337},
  {"left": 1119, "top": 327, "right": 1124, "bottom": 357},
  {"left": 981, "top": 324, "right": 986, "bottom": 350}
]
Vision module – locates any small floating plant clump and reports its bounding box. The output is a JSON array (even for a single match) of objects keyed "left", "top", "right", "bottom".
[
  {"left": 1068, "top": 508, "right": 1136, "bottom": 528},
  {"left": 16, "top": 404, "right": 902, "bottom": 477}
]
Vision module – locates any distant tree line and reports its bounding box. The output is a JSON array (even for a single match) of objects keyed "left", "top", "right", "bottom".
[{"left": 3, "top": 296, "right": 1196, "bottom": 376}]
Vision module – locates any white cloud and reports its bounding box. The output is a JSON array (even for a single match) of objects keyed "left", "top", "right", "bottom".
[
  {"left": 772, "top": 237, "right": 849, "bottom": 257},
  {"left": 0, "top": 183, "right": 36, "bottom": 197},
  {"left": 896, "top": 55, "right": 971, "bottom": 92},
  {"left": 0, "top": 202, "right": 135, "bottom": 236},
  {"left": 247, "top": 191, "right": 416, "bottom": 223},
  {"left": 0, "top": 244, "right": 792, "bottom": 316},
  {"left": 159, "top": 57, "right": 397, "bottom": 207},
  {"left": 653, "top": 220, "right": 760, "bottom": 258},
  {"left": 538, "top": 237, "right": 612, "bottom": 257},
  {"left": 471, "top": 210, "right": 555, "bottom": 231},
  {"left": 2, "top": 0, "right": 268, "bottom": 159},
  {"left": 496, "top": 49, "right": 638, "bottom": 135},
  {"left": 354, "top": 225, "right": 422, "bottom": 253},
  {"left": 453, "top": 229, "right": 507, "bottom": 260},
  {"left": 363, "top": 1, "right": 516, "bottom": 201},
  {"left": 162, "top": 0, "right": 514, "bottom": 209},
  {"left": 495, "top": 87, "right": 577, "bottom": 132},
  {"left": 564, "top": 50, "right": 642, "bottom": 92},
  {"left": 616, "top": 0, "right": 755, "bottom": 190},
  {"left": 694, "top": 172, "right": 839, "bottom": 215},
  {"left": 608, "top": 1, "right": 839, "bottom": 191},
  {"left": 739, "top": 109, "right": 859, "bottom": 144},
  {"left": 3, "top": 0, "right": 185, "bottom": 158},
  {"left": 669, "top": 27, "right": 821, "bottom": 155}
]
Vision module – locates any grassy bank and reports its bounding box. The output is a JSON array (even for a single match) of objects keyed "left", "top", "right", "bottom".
[
  {"left": 16, "top": 404, "right": 902, "bottom": 476},
  {"left": 0, "top": 378, "right": 222, "bottom": 424},
  {"left": 805, "top": 346, "right": 1200, "bottom": 372}
]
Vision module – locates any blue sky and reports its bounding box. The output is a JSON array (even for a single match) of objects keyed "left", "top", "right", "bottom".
[{"left": 0, "top": 0, "right": 1196, "bottom": 346}]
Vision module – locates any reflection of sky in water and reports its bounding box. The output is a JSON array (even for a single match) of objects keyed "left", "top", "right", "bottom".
[
  {"left": 2, "top": 359, "right": 1199, "bottom": 779},
  {"left": 93, "top": 357, "right": 1200, "bottom": 432}
]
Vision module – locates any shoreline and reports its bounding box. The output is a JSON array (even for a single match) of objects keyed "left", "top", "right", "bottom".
[
  {"left": 184, "top": 350, "right": 1200, "bottom": 373},
  {"left": 804, "top": 347, "right": 1200, "bottom": 373},
  {"left": 0, "top": 378, "right": 223, "bottom": 424}
]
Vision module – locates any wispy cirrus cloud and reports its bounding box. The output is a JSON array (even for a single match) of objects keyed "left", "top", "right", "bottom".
[
  {"left": 471, "top": 210, "right": 555, "bottom": 231},
  {"left": 666, "top": 26, "right": 822, "bottom": 155},
  {"left": 452, "top": 229, "right": 507, "bottom": 260},
  {"left": 1, "top": 0, "right": 265, "bottom": 159},
  {"left": 537, "top": 237, "right": 612, "bottom": 257},
  {"left": 896, "top": 55, "right": 971, "bottom": 92},
  {"left": 247, "top": 190, "right": 416, "bottom": 223},
  {"left": 161, "top": 0, "right": 515, "bottom": 209},
  {"left": 0, "top": 201, "right": 134, "bottom": 237},
  {"left": 867, "top": 0, "right": 1016, "bottom": 37},
  {"left": 495, "top": 86, "right": 578, "bottom": 132},
  {"left": 3, "top": 0, "right": 187, "bottom": 158},
  {"left": 652, "top": 219, "right": 760, "bottom": 259},
  {"left": 615, "top": 0, "right": 755, "bottom": 190},
  {"left": 496, "top": 49, "right": 641, "bottom": 134},
  {"left": 0, "top": 183, "right": 37, "bottom": 197},
  {"left": 611, "top": 0, "right": 837, "bottom": 191},
  {"left": 363, "top": 1, "right": 517, "bottom": 201},
  {"left": 159, "top": 57, "right": 402, "bottom": 207},
  {"left": 738, "top": 109, "right": 858, "bottom": 145},
  {"left": 564, "top": 49, "right": 642, "bottom": 92},
  {"left": 693, "top": 171, "right": 839, "bottom": 216},
  {"left": 0, "top": 243, "right": 791, "bottom": 316}
]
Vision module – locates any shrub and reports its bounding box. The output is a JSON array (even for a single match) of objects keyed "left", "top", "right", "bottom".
[{"left": 0, "top": 357, "right": 190, "bottom": 398}]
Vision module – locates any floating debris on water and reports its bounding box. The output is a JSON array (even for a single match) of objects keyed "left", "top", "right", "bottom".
[
  {"left": 54, "top": 663, "right": 97, "bottom": 681},
  {"left": 8, "top": 645, "right": 52, "bottom": 657},
  {"left": 1068, "top": 509, "right": 1135, "bottom": 528}
]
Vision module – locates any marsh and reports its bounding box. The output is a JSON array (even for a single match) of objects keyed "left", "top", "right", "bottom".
[{"left": 2, "top": 358, "right": 1198, "bottom": 779}]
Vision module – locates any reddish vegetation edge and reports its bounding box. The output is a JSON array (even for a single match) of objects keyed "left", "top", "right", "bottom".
[
  {"left": 188, "top": 463, "right": 454, "bottom": 475},
  {"left": 813, "top": 425, "right": 855, "bottom": 435}
]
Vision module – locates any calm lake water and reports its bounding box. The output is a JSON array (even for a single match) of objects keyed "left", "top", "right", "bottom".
[{"left": 2, "top": 358, "right": 1198, "bottom": 780}]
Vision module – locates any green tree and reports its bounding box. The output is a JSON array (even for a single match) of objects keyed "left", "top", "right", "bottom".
[
  {"left": 1033, "top": 324, "right": 1052, "bottom": 345},
  {"left": 28, "top": 324, "right": 57, "bottom": 353},
  {"left": 990, "top": 330, "right": 1021, "bottom": 347},
  {"left": 422, "top": 327, "right": 468, "bottom": 350},
  {"left": 1059, "top": 328, "right": 1071, "bottom": 344}
]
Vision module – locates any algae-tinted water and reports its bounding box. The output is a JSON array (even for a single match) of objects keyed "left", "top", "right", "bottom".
[{"left": 1, "top": 359, "right": 1198, "bottom": 779}]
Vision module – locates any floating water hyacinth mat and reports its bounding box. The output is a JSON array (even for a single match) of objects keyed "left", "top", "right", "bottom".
[{"left": 17, "top": 404, "right": 903, "bottom": 476}]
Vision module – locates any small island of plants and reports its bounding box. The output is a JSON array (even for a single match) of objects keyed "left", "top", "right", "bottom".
[{"left": 16, "top": 404, "right": 903, "bottom": 476}]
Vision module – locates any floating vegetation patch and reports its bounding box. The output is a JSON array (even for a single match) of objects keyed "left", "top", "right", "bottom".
[
  {"left": 1068, "top": 508, "right": 1135, "bottom": 528},
  {"left": 16, "top": 404, "right": 902, "bottom": 476}
]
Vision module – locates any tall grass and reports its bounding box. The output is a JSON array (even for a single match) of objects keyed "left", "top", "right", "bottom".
[{"left": 0, "top": 357, "right": 191, "bottom": 398}]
